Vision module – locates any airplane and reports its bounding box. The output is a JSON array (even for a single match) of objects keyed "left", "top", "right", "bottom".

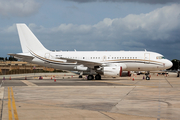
[{"left": 9, "top": 24, "right": 173, "bottom": 80}]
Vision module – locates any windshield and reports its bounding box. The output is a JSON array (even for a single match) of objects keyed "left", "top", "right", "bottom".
[{"left": 156, "top": 56, "right": 165, "bottom": 59}]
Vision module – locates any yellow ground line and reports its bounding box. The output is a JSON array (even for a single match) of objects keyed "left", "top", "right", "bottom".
[
  {"left": 11, "top": 87, "right": 19, "bottom": 120},
  {"left": 8, "top": 87, "right": 12, "bottom": 120}
]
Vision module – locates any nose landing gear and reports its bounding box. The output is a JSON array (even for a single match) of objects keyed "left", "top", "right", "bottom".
[
  {"left": 146, "top": 75, "right": 150, "bottom": 80},
  {"left": 145, "top": 72, "right": 150, "bottom": 80}
]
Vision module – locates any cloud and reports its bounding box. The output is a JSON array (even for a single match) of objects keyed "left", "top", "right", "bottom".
[
  {"left": 0, "top": 0, "right": 40, "bottom": 17},
  {"left": 3, "top": 24, "right": 17, "bottom": 33},
  {"left": 10, "top": 4, "right": 179, "bottom": 43},
  {"left": 65, "top": 0, "right": 180, "bottom": 4},
  {"left": 26, "top": 4, "right": 180, "bottom": 59},
  {"left": 4, "top": 4, "right": 180, "bottom": 59},
  {"left": 45, "top": 4, "right": 180, "bottom": 41}
]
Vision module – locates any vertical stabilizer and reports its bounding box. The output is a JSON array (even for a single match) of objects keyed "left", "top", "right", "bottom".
[{"left": 16, "top": 24, "right": 48, "bottom": 53}]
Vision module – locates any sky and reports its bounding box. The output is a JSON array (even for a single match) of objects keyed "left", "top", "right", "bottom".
[{"left": 0, "top": 0, "right": 180, "bottom": 60}]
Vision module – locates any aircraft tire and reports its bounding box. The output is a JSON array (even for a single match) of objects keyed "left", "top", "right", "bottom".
[
  {"left": 87, "top": 75, "right": 94, "bottom": 80},
  {"left": 79, "top": 75, "right": 83, "bottom": 78},
  {"left": 95, "top": 74, "right": 101, "bottom": 80},
  {"left": 146, "top": 76, "right": 150, "bottom": 80}
]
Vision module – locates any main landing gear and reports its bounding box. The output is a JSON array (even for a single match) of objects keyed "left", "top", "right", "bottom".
[
  {"left": 87, "top": 74, "right": 101, "bottom": 80},
  {"left": 87, "top": 75, "right": 94, "bottom": 80},
  {"left": 95, "top": 74, "right": 101, "bottom": 80}
]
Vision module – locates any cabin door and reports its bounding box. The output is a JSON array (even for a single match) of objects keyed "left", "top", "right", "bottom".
[{"left": 144, "top": 53, "right": 150, "bottom": 60}]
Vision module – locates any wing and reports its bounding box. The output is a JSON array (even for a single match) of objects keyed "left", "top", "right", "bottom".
[
  {"left": 8, "top": 53, "right": 34, "bottom": 61},
  {"left": 57, "top": 57, "right": 103, "bottom": 68}
]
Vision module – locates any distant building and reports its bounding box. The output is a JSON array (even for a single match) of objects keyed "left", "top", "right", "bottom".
[{"left": 0, "top": 61, "right": 55, "bottom": 75}]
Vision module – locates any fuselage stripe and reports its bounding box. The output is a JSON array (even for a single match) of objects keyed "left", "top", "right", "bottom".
[{"left": 29, "top": 50, "right": 164, "bottom": 67}]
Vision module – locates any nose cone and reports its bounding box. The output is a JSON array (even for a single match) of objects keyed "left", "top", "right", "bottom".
[{"left": 165, "top": 60, "right": 173, "bottom": 69}]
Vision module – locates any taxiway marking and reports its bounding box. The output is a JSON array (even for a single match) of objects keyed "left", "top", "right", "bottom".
[
  {"left": 11, "top": 87, "right": 19, "bottom": 120},
  {"left": 8, "top": 87, "right": 12, "bottom": 120},
  {"left": 21, "top": 80, "right": 37, "bottom": 86},
  {"left": 8, "top": 87, "right": 19, "bottom": 120}
]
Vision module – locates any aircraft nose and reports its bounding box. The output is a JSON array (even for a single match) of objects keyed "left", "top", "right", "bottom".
[{"left": 166, "top": 60, "right": 173, "bottom": 69}]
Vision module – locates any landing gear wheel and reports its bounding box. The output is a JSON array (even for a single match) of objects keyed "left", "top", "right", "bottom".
[
  {"left": 79, "top": 75, "right": 82, "bottom": 78},
  {"left": 87, "top": 75, "right": 94, "bottom": 80},
  {"left": 95, "top": 74, "right": 101, "bottom": 80},
  {"left": 146, "top": 76, "right": 150, "bottom": 80}
]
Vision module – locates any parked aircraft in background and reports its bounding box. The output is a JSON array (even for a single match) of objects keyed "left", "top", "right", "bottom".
[{"left": 9, "top": 24, "right": 172, "bottom": 80}]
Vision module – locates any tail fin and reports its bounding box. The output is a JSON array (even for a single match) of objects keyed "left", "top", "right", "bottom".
[{"left": 16, "top": 23, "right": 48, "bottom": 53}]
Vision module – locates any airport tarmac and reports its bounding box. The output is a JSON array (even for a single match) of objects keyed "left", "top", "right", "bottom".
[{"left": 0, "top": 73, "right": 180, "bottom": 120}]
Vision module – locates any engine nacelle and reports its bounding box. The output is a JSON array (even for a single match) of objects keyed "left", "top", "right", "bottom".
[
  {"left": 96, "top": 63, "right": 127, "bottom": 77},
  {"left": 103, "top": 66, "right": 122, "bottom": 77}
]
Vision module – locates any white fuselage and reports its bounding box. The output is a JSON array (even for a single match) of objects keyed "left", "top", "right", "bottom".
[{"left": 25, "top": 50, "right": 172, "bottom": 72}]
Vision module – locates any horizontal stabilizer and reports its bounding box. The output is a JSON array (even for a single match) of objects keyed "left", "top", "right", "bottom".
[{"left": 8, "top": 53, "right": 34, "bottom": 60}]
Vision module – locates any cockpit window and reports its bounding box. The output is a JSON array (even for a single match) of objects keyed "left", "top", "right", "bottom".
[{"left": 156, "top": 56, "right": 165, "bottom": 59}]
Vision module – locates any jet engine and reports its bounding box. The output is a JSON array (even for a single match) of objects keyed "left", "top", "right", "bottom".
[
  {"left": 96, "top": 63, "right": 128, "bottom": 77},
  {"left": 103, "top": 66, "right": 123, "bottom": 77}
]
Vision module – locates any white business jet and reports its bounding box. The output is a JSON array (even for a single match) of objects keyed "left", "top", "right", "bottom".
[{"left": 9, "top": 24, "right": 172, "bottom": 80}]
